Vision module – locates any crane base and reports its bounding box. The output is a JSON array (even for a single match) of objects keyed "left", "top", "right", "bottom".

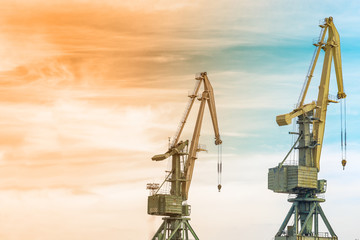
[
  {"left": 274, "top": 195, "right": 337, "bottom": 240},
  {"left": 151, "top": 216, "right": 199, "bottom": 240},
  {"left": 275, "top": 237, "right": 337, "bottom": 240}
]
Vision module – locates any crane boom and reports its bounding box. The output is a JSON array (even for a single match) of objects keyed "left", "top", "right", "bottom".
[
  {"left": 313, "top": 17, "right": 346, "bottom": 170},
  {"left": 182, "top": 72, "right": 222, "bottom": 200},
  {"left": 275, "top": 17, "right": 346, "bottom": 171},
  {"left": 297, "top": 22, "right": 328, "bottom": 108},
  {"left": 171, "top": 79, "right": 202, "bottom": 148},
  {"left": 204, "top": 74, "right": 222, "bottom": 145}
]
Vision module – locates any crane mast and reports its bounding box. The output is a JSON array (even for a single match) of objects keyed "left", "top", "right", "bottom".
[
  {"left": 147, "top": 72, "right": 222, "bottom": 240},
  {"left": 269, "top": 17, "right": 346, "bottom": 240}
]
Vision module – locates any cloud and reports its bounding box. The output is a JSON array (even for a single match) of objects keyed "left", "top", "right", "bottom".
[{"left": 0, "top": 1, "right": 359, "bottom": 239}]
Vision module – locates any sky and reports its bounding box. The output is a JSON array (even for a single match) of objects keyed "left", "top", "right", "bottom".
[{"left": 0, "top": 0, "right": 360, "bottom": 239}]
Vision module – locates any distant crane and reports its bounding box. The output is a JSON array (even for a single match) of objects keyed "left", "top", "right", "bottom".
[
  {"left": 147, "top": 72, "right": 222, "bottom": 240},
  {"left": 268, "top": 17, "right": 346, "bottom": 239}
]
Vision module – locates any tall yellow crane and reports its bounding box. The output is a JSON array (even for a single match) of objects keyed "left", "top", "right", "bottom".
[
  {"left": 268, "top": 17, "right": 346, "bottom": 239},
  {"left": 147, "top": 72, "right": 222, "bottom": 240}
]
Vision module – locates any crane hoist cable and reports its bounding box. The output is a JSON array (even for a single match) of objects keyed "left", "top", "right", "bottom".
[
  {"left": 217, "top": 144, "right": 222, "bottom": 191},
  {"left": 340, "top": 98, "right": 347, "bottom": 169},
  {"left": 345, "top": 98, "right": 347, "bottom": 161}
]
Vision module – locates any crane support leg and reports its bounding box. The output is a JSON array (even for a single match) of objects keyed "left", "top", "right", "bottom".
[
  {"left": 317, "top": 204, "right": 336, "bottom": 237},
  {"left": 185, "top": 221, "right": 199, "bottom": 239},
  {"left": 151, "top": 217, "right": 199, "bottom": 240},
  {"left": 152, "top": 221, "right": 166, "bottom": 240},
  {"left": 276, "top": 205, "right": 295, "bottom": 236}
]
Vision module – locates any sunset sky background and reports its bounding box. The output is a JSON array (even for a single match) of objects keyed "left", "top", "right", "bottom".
[{"left": 1, "top": 0, "right": 360, "bottom": 239}]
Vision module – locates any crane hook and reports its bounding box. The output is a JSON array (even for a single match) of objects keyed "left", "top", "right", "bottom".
[
  {"left": 217, "top": 184, "right": 222, "bottom": 192},
  {"left": 341, "top": 159, "right": 346, "bottom": 170}
]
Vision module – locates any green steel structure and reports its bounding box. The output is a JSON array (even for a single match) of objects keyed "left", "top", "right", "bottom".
[
  {"left": 148, "top": 140, "right": 197, "bottom": 240},
  {"left": 268, "top": 17, "right": 346, "bottom": 240},
  {"left": 269, "top": 115, "right": 337, "bottom": 240},
  {"left": 147, "top": 73, "right": 222, "bottom": 240}
]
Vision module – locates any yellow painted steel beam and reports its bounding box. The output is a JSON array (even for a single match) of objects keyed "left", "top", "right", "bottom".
[
  {"left": 313, "top": 17, "right": 346, "bottom": 171},
  {"left": 182, "top": 72, "right": 222, "bottom": 200},
  {"left": 276, "top": 102, "right": 317, "bottom": 126}
]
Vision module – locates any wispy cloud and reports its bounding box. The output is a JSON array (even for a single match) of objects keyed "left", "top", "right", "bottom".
[{"left": 0, "top": 0, "right": 359, "bottom": 239}]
